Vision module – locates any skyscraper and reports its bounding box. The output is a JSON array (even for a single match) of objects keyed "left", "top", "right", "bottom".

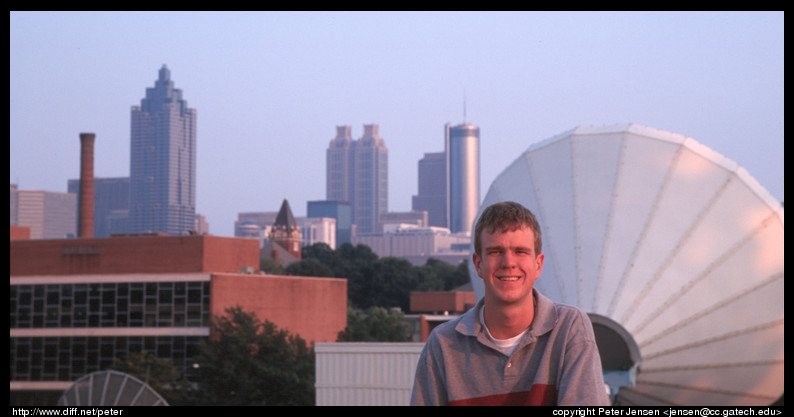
[
  {"left": 129, "top": 65, "right": 197, "bottom": 235},
  {"left": 446, "top": 122, "right": 480, "bottom": 234},
  {"left": 411, "top": 151, "right": 447, "bottom": 228},
  {"left": 326, "top": 124, "right": 388, "bottom": 235},
  {"left": 326, "top": 126, "right": 353, "bottom": 202},
  {"left": 353, "top": 124, "right": 389, "bottom": 235}
]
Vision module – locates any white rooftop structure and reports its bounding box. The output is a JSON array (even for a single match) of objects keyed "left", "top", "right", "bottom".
[
  {"left": 315, "top": 342, "right": 424, "bottom": 406},
  {"left": 470, "top": 124, "right": 784, "bottom": 406}
]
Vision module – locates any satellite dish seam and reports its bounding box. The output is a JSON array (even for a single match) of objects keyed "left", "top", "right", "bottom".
[
  {"left": 642, "top": 317, "right": 783, "bottom": 362},
  {"left": 630, "top": 213, "right": 777, "bottom": 336},
  {"left": 585, "top": 128, "right": 673, "bottom": 315},
  {"left": 639, "top": 272, "right": 782, "bottom": 349},
  {"left": 614, "top": 135, "right": 782, "bottom": 327},
  {"left": 113, "top": 375, "right": 130, "bottom": 406},
  {"left": 604, "top": 130, "right": 729, "bottom": 320},
  {"left": 617, "top": 173, "right": 733, "bottom": 325},
  {"left": 58, "top": 370, "right": 169, "bottom": 406},
  {"left": 594, "top": 134, "right": 658, "bottom": 317},
  {"left": 525, "top": 146, "right": 570, "bottom": 305},
  {"left": 581, "top": 127, "right": 679, "bottom": 314},
  {"left": 99, "top": 373, "right": 111, "bottom": 407},
  {"left": 590, "top": 133, "right": 626, "bottom": 313},
  {"left": 573, "top": 136, "right": 589, "bottom": 309},
  {"left": 129, "top": 381, "right": 149, "bottom": 406},
  {"left": 636, "top": 380, "right": 774, "bottom": 401}
]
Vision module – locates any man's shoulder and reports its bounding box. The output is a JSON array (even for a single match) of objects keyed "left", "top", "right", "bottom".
[
  {"left": 426, "top": 305, "right": 480, "bottom": 343},
  {"left": 537, "top": 290, "right": 588, "bottom": 321},
  {"left": 546, "top": 298, "right": 596, "bottom": 342},
  {"left": 553, "top": 300, "right": 588, "bottom": 319},
  {"left": 533, "top": 290, "right": 593, "bottom": 338}
]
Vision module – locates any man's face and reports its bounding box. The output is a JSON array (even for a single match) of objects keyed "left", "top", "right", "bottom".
[{"left": 473, "top": 226, "right": 544, "bottom": 307}]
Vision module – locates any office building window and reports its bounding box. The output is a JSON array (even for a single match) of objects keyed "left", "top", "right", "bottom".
[
  {"left": 10, "top": 281, "right": 210, "bottom": 329},
  {"left": 10, "top": 336, "right": 202, "bottom": 382}
]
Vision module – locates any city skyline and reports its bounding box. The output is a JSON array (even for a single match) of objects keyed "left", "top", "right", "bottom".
[{"left": 10, "top": 12, "right": 784, "bottom": 237}]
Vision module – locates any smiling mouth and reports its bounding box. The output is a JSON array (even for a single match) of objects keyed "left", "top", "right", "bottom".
[{"left": 497, "top": 276, "right": 521, "bottom": 282}]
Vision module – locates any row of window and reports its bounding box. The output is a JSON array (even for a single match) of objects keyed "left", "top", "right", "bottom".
[
  {"left": 10, "top": 336, "right": 202, "bottom": 382},
  {"left": 10, "top": 282, "right": 210, "bottom": 328}
]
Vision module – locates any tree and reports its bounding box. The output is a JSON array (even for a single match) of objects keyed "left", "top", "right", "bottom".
[
  {"left": 338, "top": 306, "right": 411, "bottom": 342},
  {"left": 285, "top": 257, "right": 334, "bottom": 277},
  {"left": 424, "top": 257, "right": 471, "bottom": 291},
  {"left": 300, "top": 242, "right": 338, "bottom": 267},
  {"left": 293, "top": 242, "right": 473, "bottom": 311},
  {"left": 371, "top": 256, "right": 419, "bottom": 311},
  {"left": 190, "top": 306, "right": 314, "bottom": 406},
  {"left": 260, "top": 256, "right": 285, "bottom": 275},
  {"left": 333, "top": 243, "right": 378, "bottom": 308}
]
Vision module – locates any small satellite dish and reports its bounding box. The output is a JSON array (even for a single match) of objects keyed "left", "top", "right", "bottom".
[
  {"left": 470, "top": 124, "right": 784, "bottom": 406},
  {"left": 57, "top": 370, "right": 168, "bottom": 406}
]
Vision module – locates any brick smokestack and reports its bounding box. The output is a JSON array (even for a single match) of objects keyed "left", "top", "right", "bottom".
[{"left": 78, "top": 132, "right": 95, "bottom": 238}]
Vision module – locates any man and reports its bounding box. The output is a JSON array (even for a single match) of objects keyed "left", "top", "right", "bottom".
[{"left": 411, "top": 201, "right": 609, "bottom": 406}]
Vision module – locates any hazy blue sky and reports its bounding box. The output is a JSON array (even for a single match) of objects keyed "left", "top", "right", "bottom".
[{"left": 10, "top": 11, "right": 784, "bottom": 237}]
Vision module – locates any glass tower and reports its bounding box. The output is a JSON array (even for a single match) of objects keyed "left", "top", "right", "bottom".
[
  {"left": 129, "top": 65, "right": 197, "bottom": 235},
  {"left": 446, "top": 123, "right": 480, "bottom": 234}
]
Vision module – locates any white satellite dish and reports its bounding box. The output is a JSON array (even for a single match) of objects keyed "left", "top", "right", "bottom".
[
  {"left": 57, "top": 370, "right": 169, "bottom": 406},
  {"left": 469, "top": 124, "right": 784, "bottom": 406}
]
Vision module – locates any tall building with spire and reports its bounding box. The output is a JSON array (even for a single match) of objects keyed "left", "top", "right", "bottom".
[
  {"left": 412, "top": 122, "right": 480, "bottom": 234},
  {"left": 446, "top": 122, "right": 480, "bottom": 234},
  {"left": 129, "top": 65, "right": 197, "bottom": 235},
  {"left": 326, "top": 124, "right": 388, "bottom": 235}
]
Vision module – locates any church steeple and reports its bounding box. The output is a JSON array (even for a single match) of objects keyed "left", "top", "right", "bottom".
[
  {"left": 270, "top": 198, "right": 302, "bottom": 260},
  {"left": 274, "top": 198, "right": 297, "bottom": 230}
]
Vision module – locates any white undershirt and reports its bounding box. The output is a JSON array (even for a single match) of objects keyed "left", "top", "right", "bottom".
[{"left": 480, "top": 307, "right": 529, "bottom": 356}]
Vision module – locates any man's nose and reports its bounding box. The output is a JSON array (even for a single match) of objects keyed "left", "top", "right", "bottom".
[{"left": 500, "top": 250, "right": 516, "bottom": 267}]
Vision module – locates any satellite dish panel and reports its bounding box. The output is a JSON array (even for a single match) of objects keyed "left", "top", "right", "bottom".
[
  {"left": 469, "top": 124, "right": 783, "bottom": 406},
  {"left": 57, "top": 370, "right": 169, "bottom": 406}
]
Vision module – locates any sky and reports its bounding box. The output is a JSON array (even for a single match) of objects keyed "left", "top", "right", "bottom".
[{"left": 10, "top": 11, "right": 784, "bottom": 237}]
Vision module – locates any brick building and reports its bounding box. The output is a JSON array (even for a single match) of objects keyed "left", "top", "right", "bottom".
[{"left": 10, "top": 234, "right": 347, "bottom": 405}]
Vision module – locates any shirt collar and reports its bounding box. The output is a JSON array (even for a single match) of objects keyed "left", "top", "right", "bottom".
[{"left": 456, "top": 289, "right": 558, "bottom": 344}]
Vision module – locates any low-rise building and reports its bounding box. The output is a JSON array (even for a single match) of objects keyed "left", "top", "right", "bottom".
[
  {"left": 353, "top": 224, "right": 470, "bottom": 265},
  {"left": 10, "top": 233, "right": 347, "bottom": 405}
]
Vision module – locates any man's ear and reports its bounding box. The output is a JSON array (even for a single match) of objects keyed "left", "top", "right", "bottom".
[{"left": 472, "top": 252, "right": 482, "bottom": 278}]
